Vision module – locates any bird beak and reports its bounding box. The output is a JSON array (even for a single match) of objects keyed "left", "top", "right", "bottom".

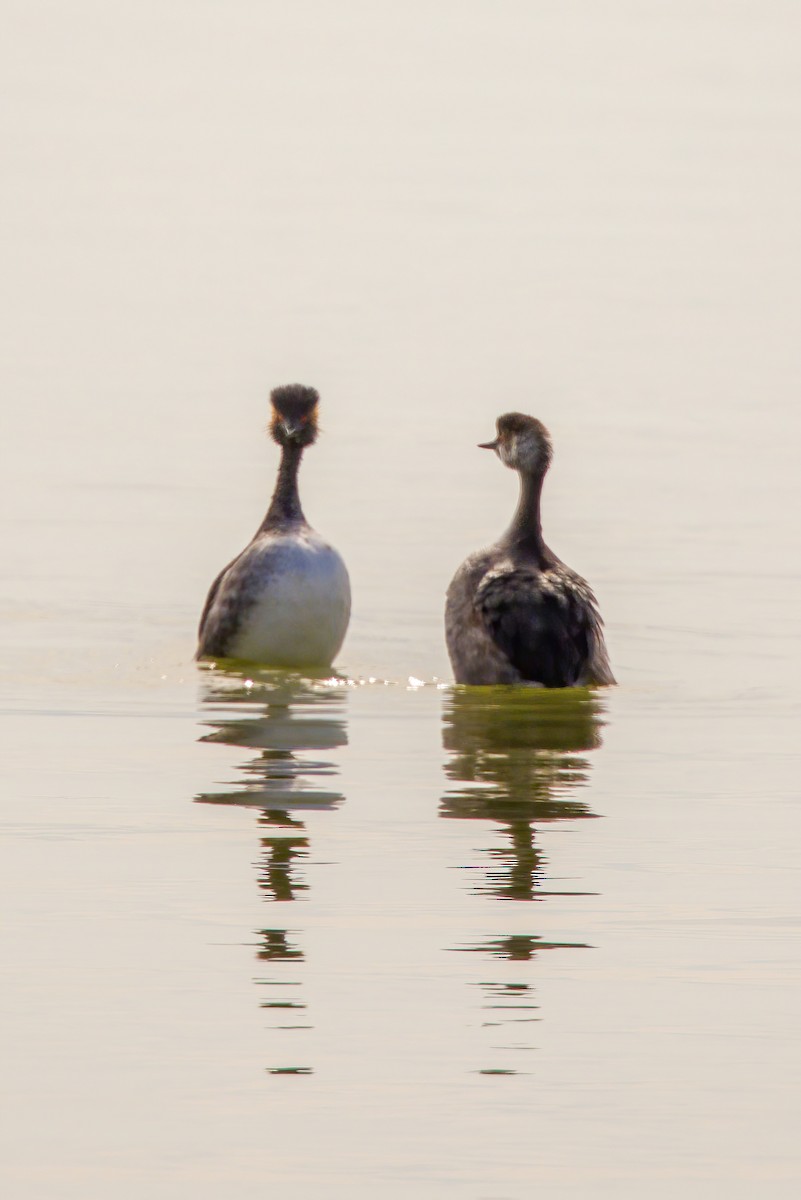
[
  {"left": 478, "top": 439, "right": 498, "bottom": 450},
  {"left": 281, "top": 420, "right": 303, "bottom": 438}
]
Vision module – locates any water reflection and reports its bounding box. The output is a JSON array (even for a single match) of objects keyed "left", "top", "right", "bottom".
[
  {"left": 441, "top": 686, "right": 604, "bottom": 1072},
  {"left": 442, "top": 687, "right": 602, "bottom": 901},
  {"left": 255, "top": 813, "right": 309, "bottom": 904},
  {"left": 196, "top": 668, "right": 348, "bottom": 1072},
  {"left": 256, "top": 927, "right": 304, "bottom": 961},
  {"left": 196, "top": 670, "right": 346, "bottom": 812}
]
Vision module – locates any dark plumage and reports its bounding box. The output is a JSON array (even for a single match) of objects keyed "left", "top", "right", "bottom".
[
  {"left": 445, "top": 413, "right": 614, "bottom": 688},
  {"left": 268, "top": 384, "right": 320, "bottom": 451}
]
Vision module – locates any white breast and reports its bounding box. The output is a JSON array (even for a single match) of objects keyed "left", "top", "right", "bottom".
[{"left": 226, "top": 530, "right": 351, "bottom": 667}]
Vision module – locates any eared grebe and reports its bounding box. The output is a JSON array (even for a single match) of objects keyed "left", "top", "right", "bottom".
[
  {"left": 445, "top": 413, "right": 614, "bottom": 687},
  {"left": 196, "top": 384, "right": 350, "bottom": 667}
]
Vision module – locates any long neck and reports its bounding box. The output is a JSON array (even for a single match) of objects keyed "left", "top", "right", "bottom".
[
  {"left": 260, "top": 442, "right": 306, "bottom": 531},
  {"left": 502, "top": 467, "right": 547, "bottom": 558}
]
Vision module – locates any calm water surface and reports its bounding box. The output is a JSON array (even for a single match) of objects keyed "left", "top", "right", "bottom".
[{"left": 2, "top": 2, "right": 801, "bottom": 1197}]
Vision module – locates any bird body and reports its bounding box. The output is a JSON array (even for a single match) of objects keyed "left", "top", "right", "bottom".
[
  {"left": 197, "top": 385, "right": 350, "bottom": 668},
  {"left": 446, "top": 548, "right": 611, "bottom": 687},
  {"left": 199, "top": 529, "right": 350, "bottom": 666},
  {"left": 445, "top": 413, "right": 614, "bottom": 688}
]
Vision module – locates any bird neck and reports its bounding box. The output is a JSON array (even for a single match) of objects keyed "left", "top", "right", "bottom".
[
  {"left": 261, "top": 443, "right": 307, "bottom": 530},
  {"left": 503, "top": 467, "right": 547, "bottom": 558}
]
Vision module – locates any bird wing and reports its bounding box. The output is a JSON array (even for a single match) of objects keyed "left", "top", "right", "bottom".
[
  {"left": 475, "top": 563, "right": 607, "bottom": 687},
  {"left": 196, "top": 550, "right": 247, "bottom": 657},
  {"left": 197, "top": 560, "right": 232, "bottom": 639}
]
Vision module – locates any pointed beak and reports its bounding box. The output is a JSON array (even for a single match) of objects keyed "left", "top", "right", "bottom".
[
  {"left": 281, "top": 420, "right": 303, "bottom": 439},
  {"left": 478, "top": 439, "right": 498, "bottom": 450}
]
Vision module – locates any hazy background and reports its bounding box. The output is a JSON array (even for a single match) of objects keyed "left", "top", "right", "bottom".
[
  {"left": 2, "top": 2, "right": 800, "bottom": 1197},
  {"left": 3, "top": 0, "right": 799, "bottom": 687}
]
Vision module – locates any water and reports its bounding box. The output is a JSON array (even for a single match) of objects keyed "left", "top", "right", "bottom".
[{"left": 2, "top": 2, "right": 801, "bottom": 1196}]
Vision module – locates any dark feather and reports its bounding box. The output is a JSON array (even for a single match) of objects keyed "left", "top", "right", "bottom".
[
  {"left": 476, "top": 564, "right": 608, "bottom": 688},
  {"left": 196, "top": 553, "right": 253, "bottom": 659}
]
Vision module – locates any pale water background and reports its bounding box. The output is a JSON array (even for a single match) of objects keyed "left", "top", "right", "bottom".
[{"left": 2, "top": 2, "right": 801, "bottom": 1196}]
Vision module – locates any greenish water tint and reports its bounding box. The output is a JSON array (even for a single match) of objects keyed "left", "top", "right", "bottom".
[
  {"left": 441, "top": 687, "right": 602, "bottom": 901},
  {"left": 192, "top": 675, "right": 611, "bottom": 1085}
]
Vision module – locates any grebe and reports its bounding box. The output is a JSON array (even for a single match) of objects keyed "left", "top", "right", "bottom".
[
  {"left": 445, "top": 413, "right": 614, "bottom": 687},
  {"left": 196, "top": 384, "right": 350, "bottom": 667}
]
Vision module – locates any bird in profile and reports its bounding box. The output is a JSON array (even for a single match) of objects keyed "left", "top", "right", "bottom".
[
  {"left": 445, "top": 412, "right": 614, "bottom": 688},
  {"left": 196, "top": 384, "right": 350, "bottom": 668}
]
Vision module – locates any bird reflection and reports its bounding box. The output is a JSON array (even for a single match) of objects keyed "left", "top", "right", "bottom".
[
  {"left": 256, "top": 816, "right": 309, "bottom": 903},
  {"left": 196, "top": 666, "right": 348, "bottom": 1070},
  {"left": 441, "top": 686, "right": 605, "bottom": 1072},
  {"left": 257, "top": 928, "right": 304, "bottom": 961},
  {"left": 196, "top": 670, "right": 346, "bottom": 812},
  {"left": 197, "top": 668, "right": 347, "bottom": 903},
  {"left": 441, "top": 686, "right": 602, "bottom": 903}
]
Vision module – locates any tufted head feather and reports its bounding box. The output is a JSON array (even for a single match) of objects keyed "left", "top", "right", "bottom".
[
  {"left": 269, "top": 384, "right": 320, "bottom": 448},
  {"left": 480, "top": 412, "right": 553, "bottom": 474}
]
